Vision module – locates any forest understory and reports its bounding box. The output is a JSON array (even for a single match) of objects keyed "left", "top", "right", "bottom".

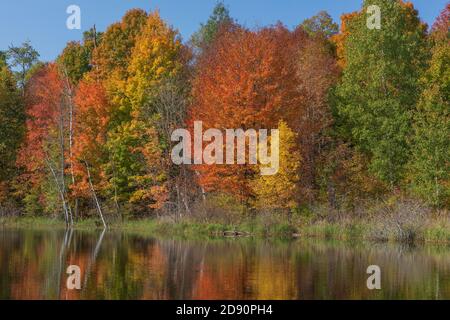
[{"left": 2, "top": 196, "right": 449, "bottom": 244}]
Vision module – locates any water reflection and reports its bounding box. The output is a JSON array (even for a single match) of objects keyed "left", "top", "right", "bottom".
[{"left": 0, "top": 228, "right": 449, "bottom": 300}]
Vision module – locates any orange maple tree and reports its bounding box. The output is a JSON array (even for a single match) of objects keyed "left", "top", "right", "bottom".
[
  {"left": 189, "top": 24, "right": 302, "bottom": 201},
  {"left": 71, "top": 77, "right": 110, "bottom": 198},
  {"left": 17, "top": 64, "right": 64, "bottom": 188}
]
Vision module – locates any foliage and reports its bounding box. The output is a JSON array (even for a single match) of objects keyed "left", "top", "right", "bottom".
[
  {"left": 292, "top": 31, "right": 339, "bottom": 201},
  {"left": 189, "top": 24, "right": 301, "bottom": 201},
  {"left": 16, "top": 64, "right": 66, "bottom": 214},
  {"left": 252, "top": 121, "right": 301, "bottom": 210},
  {"left": 191, "top": 1, "right": 233, "bottom": 52},
  {"left": 72, "top": 78, "right": 110, "bottom": 198},
  {"left": 104, "top": 11, "right": 184, "bottom": 213},
  {"left": 300, "top": 11, "right": 338, "bottom": 38},
  {"left": 0, "top": 64, "right": 24, "bottom": 202},
  {"left": 1, "top": 3, "right": 449, "bottom": 222},
  {"left": 334, "top": 0, "right": 427, "bottom": 187},
  {"left": 57, "top": 30, "right": 100, "bottom": 85},
  {"left": 126, "top": 11, "right": 184, "bottom": 113},
  {"left": 408, "top": 4, "right": 450, "bottom": 207},
  {"left": 6, "top": 41, "right": 40, "bottom": 90}
]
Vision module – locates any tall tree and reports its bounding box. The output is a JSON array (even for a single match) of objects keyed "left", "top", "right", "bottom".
[
  {"left": 189, "top": 24, "right": 302, "bottom": 201},
  {"left": 292, "top": 30, "right": 339, "bottom": 202},
  {"left": 408, "top": 4, "right": 449, "bottom": 207},
  {"left": 7, "top": 41, "right": 39, "bottom": 92},
  {"left": 17, "top": 64, "right": 72, "bottom": 223},
  {"left": 0, "top": 63, "right": 24, "bottom": 203},
  {"left": 334, "top": 0, "right": 427, "bottom": 188},
  {"left": 71, "top": 77, "right": 110, "bottom": 224},
  {"left": 150, "top": 75, "right": 193, "bottom": 217},
  {"left": 57, "top": 37, "right": 101, "bottom": 217},
  {"left": 82, "top": 9, "right": 151, "bottom": 213},
  {"left": 104, "top": 11, "right": 185, "bottom": 213},
  {"left": 71, "top": 78, "right": 110, "bottom": 199}
]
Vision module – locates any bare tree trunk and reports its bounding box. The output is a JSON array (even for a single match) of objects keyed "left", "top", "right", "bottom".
[
  {"left": 46, "top": 157, "right": 69, "bottom": 226},
  {"left": 68, "top": 78, "right": 78, "bottom": 221},
  {"left": 62, "top": 68, "right": 78, "bottom": 223},
  {"left": 59, "top": 95, "right": 73, "bottom": 227},
  {"left": 182, "top": 192, "right": 191, "bottom": 215},
  {"left": 175, "top": 183, "right": 181, "bottom": 220},
  {"left": 84, "top": 160, "right": 107, "bottom": 229},
  {"left": 182, "top": 167, "right": 191, "bottom": 215},
  {"left": 111, "top": 160, "right": 121, "bottom": 220},
  {"left": 93, "top": 25, "right": 98, "bottom": 48},
  {"left": 195, "top": 171, "right": 206, "bottom": 203},
  {"left": 327, "top": 180, "right": 337, "bottom": 211}
]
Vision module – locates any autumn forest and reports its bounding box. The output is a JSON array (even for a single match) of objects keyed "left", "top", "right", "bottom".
[{"left": 0, "top": 0, "right": 448, "bottom": 241}]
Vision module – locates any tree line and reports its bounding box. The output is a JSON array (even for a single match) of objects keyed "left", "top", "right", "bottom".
[{"left": 0, "top": 0, "right": 448, "bottom": 226}]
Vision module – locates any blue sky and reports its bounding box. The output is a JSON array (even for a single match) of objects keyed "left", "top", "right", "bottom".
[{"left": 0, "top": 0, "right": 448, "bottom": 62}]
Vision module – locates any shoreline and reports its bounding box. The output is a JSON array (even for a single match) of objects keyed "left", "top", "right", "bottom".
[{"left": 1, "top": 216, "right": 449, "bottom": 245}]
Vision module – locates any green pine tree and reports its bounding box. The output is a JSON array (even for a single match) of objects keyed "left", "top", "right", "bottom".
[{"left": 191, "top": 1, "right": 233, "bottom": 52}]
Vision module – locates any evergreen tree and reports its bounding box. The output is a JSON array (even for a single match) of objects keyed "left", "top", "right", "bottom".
[
  {"left": 191, "top": 1, "right": 233, "bottom": 53},
  {"left": 7, "top": 41, "right": 40, "bottom": 91}
]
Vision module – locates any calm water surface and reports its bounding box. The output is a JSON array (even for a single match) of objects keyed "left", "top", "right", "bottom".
[{"left": 0, "top": 228, "right": 449, "bottom": 300}]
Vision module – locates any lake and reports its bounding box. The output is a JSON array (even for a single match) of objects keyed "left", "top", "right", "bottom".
[{"left": 0, "top": 228, "right": 449, "bottom": 300}]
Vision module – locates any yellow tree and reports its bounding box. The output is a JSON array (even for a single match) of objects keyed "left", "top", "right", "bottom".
[
  {"left": 91, "top": 9, "right": 148, "bottom": 126},
  {"left": 252, "top": 121, "right": 301, "bottom": 210},
  {"left": 126, "top": 11, "right": 184, "bottom": 112},
  {"left": 92, "top": 9, "right": 148, "bottom": 82},
  {"left": 105, "top": 11, "right": 185, "bottom": 212}
]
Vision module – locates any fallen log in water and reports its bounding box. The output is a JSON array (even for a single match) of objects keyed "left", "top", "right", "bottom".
[{"left": 223, "top": 230, "right": 252, "bottom": 237}]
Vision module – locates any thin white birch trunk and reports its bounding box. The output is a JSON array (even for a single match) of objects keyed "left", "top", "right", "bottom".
[
  {"left": 46, "top": 157, "right": 69, "bottom": 226},
  {"left": 84, "top": 160, "right": 107, "bottom": 229}
]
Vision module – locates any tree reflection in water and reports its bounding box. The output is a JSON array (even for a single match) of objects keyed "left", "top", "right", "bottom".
[{"left": 0, "top": 229, "right": 449, "bottom": 300}]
